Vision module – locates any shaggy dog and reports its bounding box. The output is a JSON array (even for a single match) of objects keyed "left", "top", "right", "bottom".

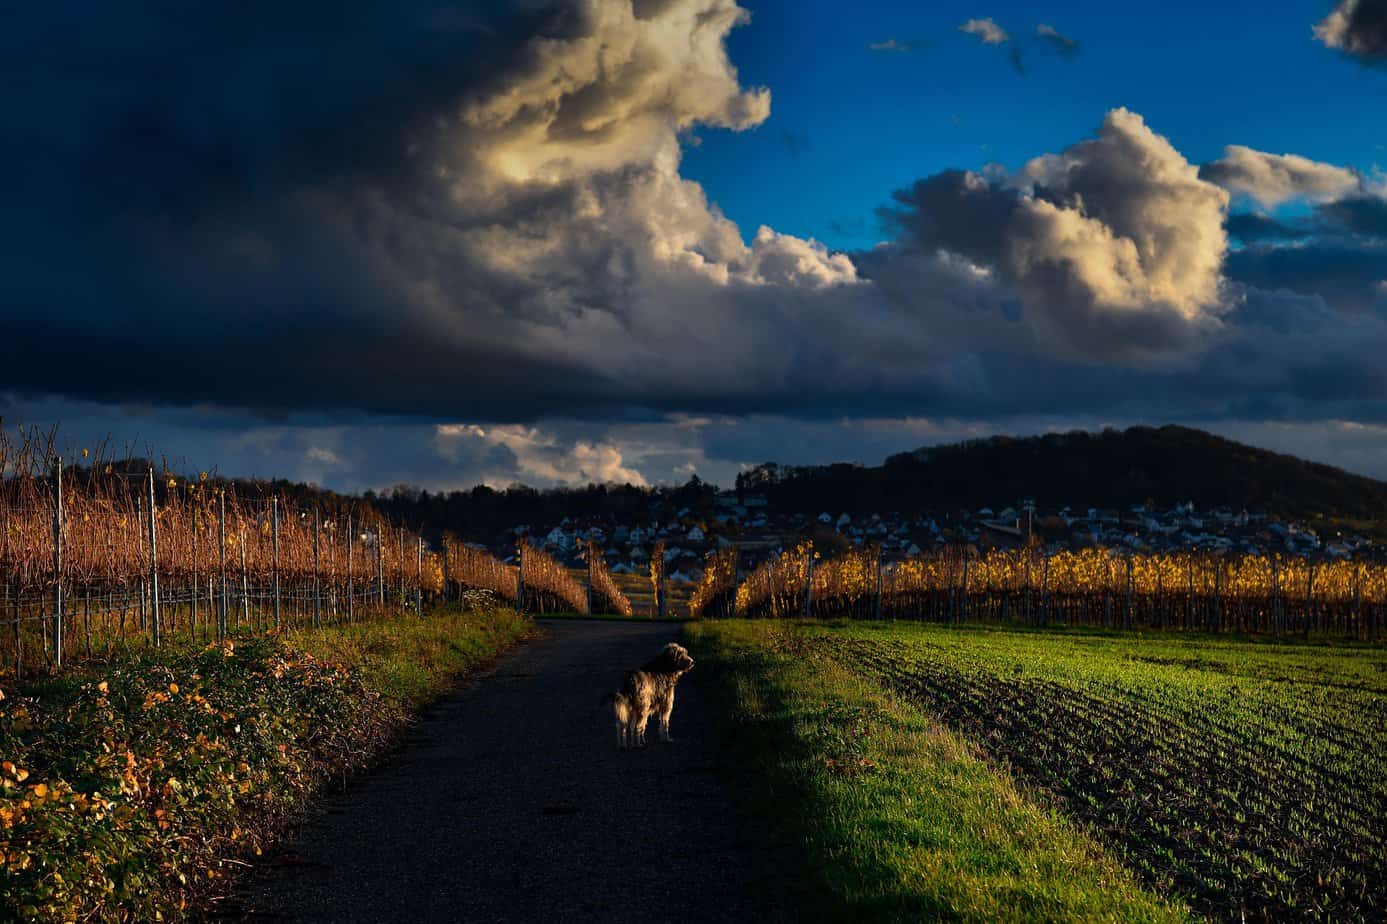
[{"left": 606, "top": 642, "right": 695, "bottom": 750}]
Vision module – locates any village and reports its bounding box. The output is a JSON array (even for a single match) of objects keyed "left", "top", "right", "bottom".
[{"left": 486, "top": 490, "right": 1383, "bottom": 586}]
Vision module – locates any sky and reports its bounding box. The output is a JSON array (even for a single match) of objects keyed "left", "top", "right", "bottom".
[{"left": 1, "top": 0, "right": 1386, "bottom": 491}]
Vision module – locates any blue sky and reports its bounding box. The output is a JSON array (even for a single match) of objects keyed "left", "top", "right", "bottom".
[
  {"left": 2, "top": 0, "right": 1385, "bottom": 491},
  {"left": 685, "top": 0, "right": 1386, "bottom": 250}
]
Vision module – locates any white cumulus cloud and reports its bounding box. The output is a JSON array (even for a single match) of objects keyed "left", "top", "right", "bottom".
[{"left": 959, "top": 17, "right": 1010, "bottom": 44}]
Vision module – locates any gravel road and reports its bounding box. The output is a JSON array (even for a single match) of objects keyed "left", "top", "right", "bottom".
[{"left": 237, "top": 619, "right": 789, "bottom": 923}]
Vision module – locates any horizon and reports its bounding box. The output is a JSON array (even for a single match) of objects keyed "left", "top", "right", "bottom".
[
  {"left": 10, "top": 421, "right": 1385, "bottom": 497},
  {"left": 3, "top": 0, "right": 1385, "bottom": 491}
]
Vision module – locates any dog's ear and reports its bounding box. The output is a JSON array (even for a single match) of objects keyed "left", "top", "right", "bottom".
[{"left": 644, "top": 645, "right": 682, "bottom": 674}]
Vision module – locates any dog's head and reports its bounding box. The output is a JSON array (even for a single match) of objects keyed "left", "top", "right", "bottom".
[{"left": 646, "top": 642, "right": 695, "bottom": 676}]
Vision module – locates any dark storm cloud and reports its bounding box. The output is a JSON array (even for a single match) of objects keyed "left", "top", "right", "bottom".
[
  {"left": 1226, "top": 241, "right": 1387, "bottom": 315},
  {"left": 1, "top": 0, "right": 576, "bottom": 415},
  {"left": 1317, "top": 193, "right": 1387, "bottom": 237},
  {"left": 3, "top": 2, "right": 549, "bottom": 218},
  {"left": 1226, "top": 212, "right": 1310, "bottom": 243},
  {"left": 1315, "top": 0, "right": 1387, "bottom": 63},
  {"left": 1, "top": 0, "right": 1384, "bottom": 452}
]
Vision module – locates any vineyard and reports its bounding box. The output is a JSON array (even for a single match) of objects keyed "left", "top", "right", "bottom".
[
  {"left": 805, "top": 622, "right": 1387, "bottom": 922},
  {"left": 689, "top": 543, "right": 1387, "bottom": 639},
  {"left": 0, "top": 437, "right": 631, "bottom": 678}
]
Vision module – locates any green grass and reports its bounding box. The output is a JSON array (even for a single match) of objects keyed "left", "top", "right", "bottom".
[
  {"left": 689, "top": 619, "right": 1387, "bottom": 922},
  {"left": 686, "top": 620, "right": 1190, "bottom": 923},
  {"left": 291, "top": 605, "right": 531, "bottom": 706}
]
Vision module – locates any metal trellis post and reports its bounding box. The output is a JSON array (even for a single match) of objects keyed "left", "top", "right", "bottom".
[
  {"left": 346, "top": 515, "right": 354, "bottom": 623},
  {"left": 240, "top": 531, "right": 249, "bottom": 627},
  {"left": 147, "top": 469, "right": 161, "bottom": 647},
  {"left": 272, "top": 497, "right": 281, "bottom": 630},
  {"left": 52, "top": 458, "right": 64, "bottom": 668},
  {"left": 313, "top": 509, "right": 322, "bottom": 629},
  {"left": 874, "top": 547, "right": 884, "bottom": 621},
  {"left": 376, "top": 526, "right": 385, "bottom": 606},
  {"left": 218, "top": 491, "right": 228, "bottom": 640}
]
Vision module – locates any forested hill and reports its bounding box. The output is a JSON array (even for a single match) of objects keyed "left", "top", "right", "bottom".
[{"left": 737, "top": 426, "right": 1387, "bottom": 520}]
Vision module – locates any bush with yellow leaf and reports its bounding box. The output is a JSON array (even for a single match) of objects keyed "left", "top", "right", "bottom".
[{"left": 0, "top": 636, "right": 401, "bottom": 921}]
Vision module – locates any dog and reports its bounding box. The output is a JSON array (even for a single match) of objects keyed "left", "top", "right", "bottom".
[{"left": 605, "top": 642, "right": 695, "bottom": 750}]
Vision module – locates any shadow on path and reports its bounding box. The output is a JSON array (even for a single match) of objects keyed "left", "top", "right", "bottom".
[{"left": 237, "top": 619, "right": 787, "bottom": 923}]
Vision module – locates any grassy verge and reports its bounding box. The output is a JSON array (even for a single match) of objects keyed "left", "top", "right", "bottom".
[
  {"left": 289, "top": 607, "right": 531, "bottom": 706},
  {"left": 685, "top": 619, "right": 1189, "bottom": 923},
  {"left": 0, "top": 605, "right": 528, "bottom": 922}
]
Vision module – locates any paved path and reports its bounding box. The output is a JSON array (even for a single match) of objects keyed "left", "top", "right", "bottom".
[{"left": 238, "top": 620, "right": 787, "bottom": 923}]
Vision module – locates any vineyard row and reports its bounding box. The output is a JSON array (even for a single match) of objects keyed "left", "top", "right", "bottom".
[
  {"left": 1, "top": 461, "right": 631, "bottom": 677},
  {"left": 689, "top": 543, "right": 1387, "bottom": 639}
]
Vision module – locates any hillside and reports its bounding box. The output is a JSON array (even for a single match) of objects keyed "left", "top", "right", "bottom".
[{"left": 738, "top": 425, "right": 1387, "bottom": 520}]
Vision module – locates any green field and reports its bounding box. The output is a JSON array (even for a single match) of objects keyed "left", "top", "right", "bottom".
[{"left": 687, "top": 620, "right": 1387, "bottom": 923}]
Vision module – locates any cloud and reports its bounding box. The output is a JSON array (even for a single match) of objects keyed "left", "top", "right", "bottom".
[
  {"left": 879, "top": 109, "right": 1231, "bottom": 362},
  {"left": 1317, "top": 192, "right": 1387, "bottom": 237},
  {"left": 1200, "top": 146, "right": 1361, "bottom": 207},
  {"left": 3, "top": 0, "right": 1386, "bottom": 476},
  {"left": 435, "top": 424, "right": 647, "bottom": 486},
  {"left": 869, "top": 38, "right": 920, "bottom": 53},
  {"left": 1226, "top": 211, "right": 1310, "bottom": 243},
  {"left": 1314, "top": 0, "right": 1387, "bottom": 62},
  {"left": 959, "top": 18, "right": 1010, "bottom": 45},
  {"left": 1036, "top": 24, "right": 1080, "bottom": 57},
  {"left": 1227, "top": 240, "right": 1387, "bottom": 315},
  {"left": 2, "top": 0, "right": 913, "bottom": 420}
]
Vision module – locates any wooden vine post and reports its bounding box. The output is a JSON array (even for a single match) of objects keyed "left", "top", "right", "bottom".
[
  {"left": 52, "top": 458, "right": 64, "bottom": 668},
  {"left": 239, "top": 531, "right": 249, "bottom": 628},
  {"left": 1125, "top": 554, "right": 1134, "bottom": 629},
  {"left": 271, "top": 496, "right": 281, "bottom": 629},
  {"left": 515, "top": 542, "right": 526, "bottom": 613},
  {"left": 1353, "top": 562, "right": 1363, "bottom": 640},
  {"left": 397, "top": 528, "right": 406, "bottom": 605},
  {"left": 312, "top": 509, "right": 321, "bottom": 629},
  {"left": 415, "top": 535, "right": 423, "bottom": 616},
  {"left": 376, "top": 525, "right": 385, "bottom": 607},
  {"left": 874, "top": 546, "right": 884, "bottom": 621},
  {"left": 731, "top": 544, "right": 742, "bottom": 619},
  {"left": 441, "top": 538, "right": 449, "bottom": 606},
  {"left": 802, "top": 544, "right": 816, "bottom": 618},
  {"left": 190, "top": 503, "right": 199, "bottom": 639},
  {"left": 583, "top": 540, "right": 594, "bottom": 616},
  {"left": 1305, "top": 561, "right": 1316, "bottom": 639},
  {"left": 217, "top": 490, "right": 228, "bottom": 640},
  {"left": 345, "top": 515, "right": 354, "bottom": 623}
]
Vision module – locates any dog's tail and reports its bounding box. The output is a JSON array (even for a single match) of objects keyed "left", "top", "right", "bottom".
[{"left": 603, "top": 691, "right": 633, "bottom": 720}]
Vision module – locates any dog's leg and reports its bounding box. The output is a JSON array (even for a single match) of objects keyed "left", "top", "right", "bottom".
[{"left": 659, "top": 689, "right": 676, "bottom": 742}]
